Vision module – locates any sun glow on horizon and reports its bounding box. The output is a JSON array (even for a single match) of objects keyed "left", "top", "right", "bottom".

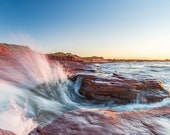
[{"left": 1, "top": 0, "right": 170, "bottom": 60}]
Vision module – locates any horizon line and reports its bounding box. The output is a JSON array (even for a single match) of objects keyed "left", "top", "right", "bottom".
[{"left": 1, "top": 42, "right": 170, "bottom": 61}]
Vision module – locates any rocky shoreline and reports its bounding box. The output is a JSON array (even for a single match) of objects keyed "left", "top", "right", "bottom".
[
  {"left": 74, "top": 74, "right": 169, "bottom": 104},
  {"left": 28, "top": 106, "right": 170, "bottom": 135},
  {"left": 0, "top": 43, "right": 170, "bottom": 135},
  {"left": 1, "top": 106, "right": 170, "bottom": 135},
  {"left": 1, "top": 43, "right": 170, "bottom": 64}
]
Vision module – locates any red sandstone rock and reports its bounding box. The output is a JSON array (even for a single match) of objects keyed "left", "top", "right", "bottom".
[
  {"left": 28, "top": 106, "right": 170, "bottom": 135},
  {"left": 76, "top": 74, "right": 169, "bottom": 104},
  {"left": 47, "top": 52, "right": 112, "bottom": 64},
  {"left": 47, "top": 52, "right": 87, "bottom": 63},
  {"left": 0, "top": 44, "right": 10, "bottom": 55},
  {"left": 0, "top": 128, "right": 16, "bottom": 135},
  {"left": 0, "top": 43, "right": 31, "bottom": 55},
  {"left": 58, "top": 61, "right": 87, "bottom": 73}
]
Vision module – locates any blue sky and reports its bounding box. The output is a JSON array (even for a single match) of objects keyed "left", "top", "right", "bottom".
[{"left": 0, "top": 0, "right": 170, "bottom": 59}]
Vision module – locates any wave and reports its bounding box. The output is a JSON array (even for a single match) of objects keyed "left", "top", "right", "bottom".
[
  {"left": 0, "top": 46, "right": 170, "bottom": 134},
  {"left": 0, "top": 100, "right": 37, "bottom": 135},
  {"left": 0, "top": 47, "right": 82, "bottom": 134},
  {"left": 112, "top": 98, "right": 170, "bottom": 112},
  {"left": 0, "top": 47, "right": 67, "bottom": 88}
]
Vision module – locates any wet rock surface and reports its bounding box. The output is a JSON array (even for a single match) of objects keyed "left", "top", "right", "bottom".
[
  {"left": 74, "top": 74, "right": 170, "bottom": 104},
  {"left": 28, "top": 106, "right": 170, "bottom": 135},
  {"left": 0, "top": 128, "right": 16, "bottom": 135},
  {"left": 1, "top": 43, "right": 170, "bottom": 135}
]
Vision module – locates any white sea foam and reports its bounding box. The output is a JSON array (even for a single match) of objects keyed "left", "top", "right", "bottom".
[
  {"left": 0, "top": 48, "right": 70, "bottom": 133},
  {"left": 0, "top": 47, "right": 67, "bottom": 88},
  {"left": 0, "top": 100, "right": 37, "bottom": 135},
  {"left": 112, "top": 98, "right": 170, "bottom": 112},
  {"left": 0, "top": 48, "right": 170, "bottom": 134}
]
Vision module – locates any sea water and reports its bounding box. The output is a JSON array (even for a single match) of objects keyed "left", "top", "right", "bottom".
[{"left": 0, "top": 51, "right": 170, "bottom": 134}]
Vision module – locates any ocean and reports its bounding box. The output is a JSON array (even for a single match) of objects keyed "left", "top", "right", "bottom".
[{"left": 0, "top": 52, "right": 170, "bottom": 134}]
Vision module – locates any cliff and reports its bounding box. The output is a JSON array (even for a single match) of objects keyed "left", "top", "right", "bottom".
[
  {"left": 47, "top": 52, "right": 110, "bottom": 63},
  {"left": 0, "top": 43, "right": 33, "bottom": 66},
  {"left": 47, "top": 52, "right": 87, "bottom": 63},
  {"left": 0, "top": 43, "right": 30, "bottom": 55}
]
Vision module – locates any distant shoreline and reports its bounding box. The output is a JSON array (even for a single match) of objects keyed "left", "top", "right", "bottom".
[
  {"left": 0, "top": 43, "right": 170, "bottom": 63},
  {"left": 47, "top": 52, "right": 170, "bottom": 63}
]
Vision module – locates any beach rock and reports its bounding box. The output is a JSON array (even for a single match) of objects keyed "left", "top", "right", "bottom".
[
  {"left": 83, "top": 56, "right": 108, "bottom": 63},
  {"left": 0, "top": 43, "right": 31, "bottom": 55},
  {"left": 28, "top": 127, "right": 42, "bottom": 135},
  {"left": 77, "top": 74, "right": 169, "bottom": 104},
  {"left": 0, "top": 128, "right": 16, "bottom": 135},
  {"left": 0, "top": 44, "right": 10, "bottom": 55},
  {"left": 60, "top": 61, "right": 87, "bottom": 73},
  {"left": 47, "top": 52, "right": 110, "bottom": 63},
  {"left": 28, "top": 106, "right": 170, "bottom": 135},
  {"left": 47, "top": 52, "right": 86, "bottom": 63}
]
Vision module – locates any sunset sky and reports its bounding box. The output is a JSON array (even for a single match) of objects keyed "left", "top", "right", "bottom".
[{"left": 0, "top": 0, "right": 170, "bottom": 59}]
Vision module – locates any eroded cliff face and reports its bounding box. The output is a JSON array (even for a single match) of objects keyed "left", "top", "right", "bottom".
[
  {"left": 47, "top": 52, "right": 86, "bottom": 63},
  {"left": 0, "top": 43, "right": 31, "bottom": 55},
  {"left": 28, "top": 106, "right": 170, "bottom": 135},
  {"left": 47, "top": 52, "right": 111, "bottom": 63}
]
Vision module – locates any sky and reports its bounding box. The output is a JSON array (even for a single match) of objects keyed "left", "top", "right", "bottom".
[{"left": 0, "top": 0, "right": 170, "bottom": 59}]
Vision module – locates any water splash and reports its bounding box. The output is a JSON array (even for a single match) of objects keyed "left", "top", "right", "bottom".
[
  {"left": 0, "top": 45, "right": 75, "bottom": 133},
  {"left": 0, "top": 45, "right": 67, "bottom": 88},
  {"left": 0, "top": 45, "right": 170, "bottom": 134},
  {"left": 0, "top": 100, "right": 37, "bottom": 135},
  {"left": 112, "top": 98, "right": 170, "bottom": 112}
]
